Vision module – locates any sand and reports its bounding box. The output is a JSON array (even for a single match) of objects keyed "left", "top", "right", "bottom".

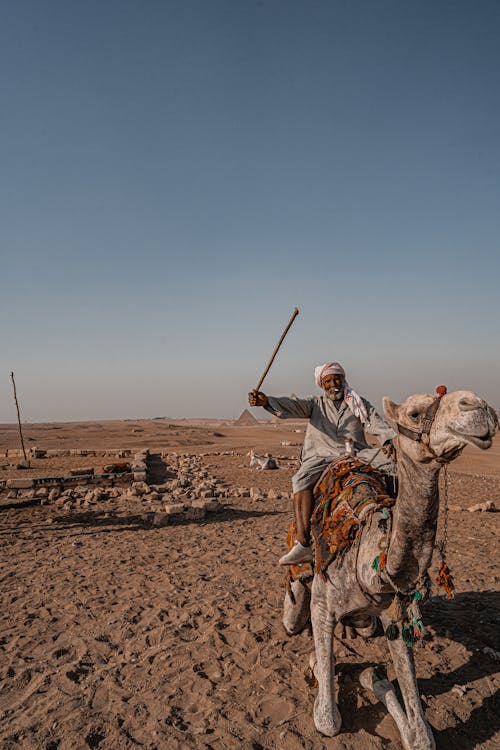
[{"left": 0, "top": 418, "right": 499, "bottom": 749}]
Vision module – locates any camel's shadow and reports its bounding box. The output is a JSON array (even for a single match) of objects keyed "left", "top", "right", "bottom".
[
  {"left": 419, "top": 590, "right": 500, "bottom": 749},
  {"left": 333, "top": 591, "right": 499, "bottom": 749}
]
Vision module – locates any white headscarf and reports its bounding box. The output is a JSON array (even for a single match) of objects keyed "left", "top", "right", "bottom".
[{"left": 314, "top": 361, "right": 369, "bottom": 424}]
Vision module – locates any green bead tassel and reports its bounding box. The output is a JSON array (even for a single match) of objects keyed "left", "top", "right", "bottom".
[{"left": 386, "top": 622, "right": 399, "bottom": 641}]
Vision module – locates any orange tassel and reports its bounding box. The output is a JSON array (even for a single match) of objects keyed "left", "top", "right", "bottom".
[
  {"left": 378, "top": 552, "right": 387, "bottom": 570},
  {"left": 435, "top": 560, "right": 455, "bottom": 600}
]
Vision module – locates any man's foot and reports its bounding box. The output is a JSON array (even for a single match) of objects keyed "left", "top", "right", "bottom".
[{"left": 279, "top": 540, "right": 313, "bottom": 566}]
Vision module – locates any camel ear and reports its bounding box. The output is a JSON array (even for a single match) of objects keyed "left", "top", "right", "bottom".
[{"left": 383, "top": 397, "right": 399, "bottom": 424}]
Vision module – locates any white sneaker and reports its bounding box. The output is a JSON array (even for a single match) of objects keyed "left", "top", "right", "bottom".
[{"left": 279, "top": 540, "right": 313, "bottom": 566}]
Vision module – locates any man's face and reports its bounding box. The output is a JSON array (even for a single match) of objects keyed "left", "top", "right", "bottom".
[{"left": 321, "top": 373, "right": 345, "bottom": 400}]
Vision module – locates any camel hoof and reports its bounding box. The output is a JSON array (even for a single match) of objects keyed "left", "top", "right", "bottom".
[{"left": 313, "top": 697, "right": 341, "bottom": 737}]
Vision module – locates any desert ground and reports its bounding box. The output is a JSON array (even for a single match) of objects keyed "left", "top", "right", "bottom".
[{"left": 0, "top": 416, "right": 499, "bottom": 750}]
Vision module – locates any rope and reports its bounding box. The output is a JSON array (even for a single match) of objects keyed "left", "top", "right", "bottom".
[{"left": 437, "top": 464, "right": 449, "bottom": 559}]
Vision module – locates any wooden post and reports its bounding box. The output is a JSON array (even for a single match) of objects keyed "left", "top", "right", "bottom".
[{"left": 10, "top": 371, "right": 28, "bottom": 462}]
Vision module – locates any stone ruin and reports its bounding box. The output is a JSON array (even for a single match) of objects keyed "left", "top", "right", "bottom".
[{"left": 0, "top": 447, "right": 293, "bottom": 526}]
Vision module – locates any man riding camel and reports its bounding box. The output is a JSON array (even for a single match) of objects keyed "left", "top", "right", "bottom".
[{"left": 248, "top": 361, "right": 396, "bottom": 565}]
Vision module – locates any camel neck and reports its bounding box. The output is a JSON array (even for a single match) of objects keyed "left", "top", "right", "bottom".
[{"left": 385, "top": 452, "right": 440, "bottom": 592}]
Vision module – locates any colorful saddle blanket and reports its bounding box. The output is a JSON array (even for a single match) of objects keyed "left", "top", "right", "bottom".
[{"left": 311, "top": 456, "right": 394, "bottom": 575}]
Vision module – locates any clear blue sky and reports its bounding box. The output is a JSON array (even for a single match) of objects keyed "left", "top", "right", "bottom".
[{"left": 1, "top": 1, "right": 499, "bottom": 422}]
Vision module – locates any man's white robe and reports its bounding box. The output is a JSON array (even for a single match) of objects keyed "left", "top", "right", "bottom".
[{"left": 264, "top": 394, "right": 396, "bottom": 492}]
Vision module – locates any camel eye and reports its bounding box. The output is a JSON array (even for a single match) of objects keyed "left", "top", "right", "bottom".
[{"left": 409, "top": 411, "right": 420, "bottom": 421}]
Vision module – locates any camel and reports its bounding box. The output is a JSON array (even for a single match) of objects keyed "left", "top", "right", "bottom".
[{"left": 282, "top": 389, "right": 498, "bottom": 750}]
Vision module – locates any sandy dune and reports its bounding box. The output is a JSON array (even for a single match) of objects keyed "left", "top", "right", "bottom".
[{"left": 0, "top": 419, "right": 499, "bottom": 749}]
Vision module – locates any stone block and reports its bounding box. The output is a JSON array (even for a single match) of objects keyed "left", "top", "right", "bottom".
[
  {"left": 191, "top": 499, "right": 220, "bottom": 512},
  {"left": 164, "top": 503, "right": 186, "bottom": 515},
  {"left": 30, "top": 448, "right": 47, "bottom": 458},
  {"left": 468, "top": 500, "right": 496, "bottom": 512},
  {"left": 70, "top": 467, "right": 95, "bottom": 477},
  {"left": 132, "top": 481, "right": 149, "bottom": 495},
  {"left": 7, "top": 478, "right": 34, "bottom": 489},
  {"left": 133, "top": 472, "right": 147, "bottom": 482},
  {"left": 185, "top": 506, "right": 206, "bottom": 520},
  {"left": 152, "top": 513, "right": 170, "bottom": 526}
]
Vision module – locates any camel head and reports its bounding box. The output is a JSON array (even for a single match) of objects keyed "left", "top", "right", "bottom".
[{"left": 383, "top": 390, "right": 498, "bottom": 465}]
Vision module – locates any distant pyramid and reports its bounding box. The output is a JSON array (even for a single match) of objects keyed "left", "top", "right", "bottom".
[{"left": 235, "top": 408, "right": 260, "bottom": 426}]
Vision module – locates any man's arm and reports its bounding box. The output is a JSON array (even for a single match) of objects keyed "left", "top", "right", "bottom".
[{"left": 248, "top": 391, "right": 314, "bottom": 419}]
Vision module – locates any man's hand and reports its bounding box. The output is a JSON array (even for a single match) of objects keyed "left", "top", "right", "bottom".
[
  {"left": 382, "top": 440, "right": 396, "bottom": 460},
  {"left": 248, "top": 390, "right": 268, "bottom": 408}
]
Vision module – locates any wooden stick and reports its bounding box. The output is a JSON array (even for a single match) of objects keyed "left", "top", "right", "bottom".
[
  {"left": 253, "top": 307, "right": 299, "bottom": 393},
  {"left": 10, "top": 371, "right": 28, "bottom": 462}
]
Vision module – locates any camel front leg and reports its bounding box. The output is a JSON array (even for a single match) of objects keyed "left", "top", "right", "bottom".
[
  {"left": 310, "top": 581, "right": 341, "bottom": 736},
  {"left": 381, "top": 614, "right": 435, "bottom": 750}
]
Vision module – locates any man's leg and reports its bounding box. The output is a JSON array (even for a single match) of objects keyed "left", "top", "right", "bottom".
[
  {"left": 279, "top": 458, "right": 331, "bottom": 565},
  {"left": 294, "top": 488, "right": 314, "bottom": 546},
  {"left": 278, "top": 486, "right": 315, "bottom": 565}
]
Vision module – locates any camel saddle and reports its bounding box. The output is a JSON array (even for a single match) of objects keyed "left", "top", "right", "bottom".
[{"left": 287, "top": 456, "right": 395, "bottom": 581}]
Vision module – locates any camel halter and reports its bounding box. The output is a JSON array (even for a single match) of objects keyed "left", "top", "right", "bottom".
[{"left": 394, "top": 388, "right": 456, "bottom": 464}]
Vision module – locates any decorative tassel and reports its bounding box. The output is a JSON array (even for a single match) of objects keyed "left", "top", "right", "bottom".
[
  {"left": 401, "top": 621, "right": 418, "bottom": 648},
  {"left": 413, "top": 618, "right": 425, "bottom": 638},
  {"left": 378, "top": 517, "right": 388, "bottom": 532},
  {"left": 407, "top": 599, "right": 422, "bottom": 624},
  {"left": 435, "top": 559, "right": 455, "bottom": 600},
  {"left": 371, "top": 551, "right": 387, "bottom": 571},
  {"left": 386, "top": 622, "right": 399, "bottom": 640},
  {"left": 386, "top": 593, "right": 404, "bottom": 623},
  {"left": 378, "top": 507, "right": 390, "bottom": 531}
]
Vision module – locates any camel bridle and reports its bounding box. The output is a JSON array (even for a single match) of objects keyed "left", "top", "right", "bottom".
[{"left": 395, "top": 395, "right": 448, "bottom": 463}]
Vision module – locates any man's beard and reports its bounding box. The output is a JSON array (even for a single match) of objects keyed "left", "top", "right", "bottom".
[{"left": 326, "top": 387, "right": 344, "bottom": 402}]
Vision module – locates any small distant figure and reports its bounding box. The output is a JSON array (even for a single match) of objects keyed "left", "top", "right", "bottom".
[{"left": 248, "top": 450, "right": 279, "bottom": 470}]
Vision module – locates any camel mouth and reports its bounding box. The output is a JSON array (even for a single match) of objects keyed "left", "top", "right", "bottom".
[{"left": 449, "top": 428, "right": 492, "bottom": 450}]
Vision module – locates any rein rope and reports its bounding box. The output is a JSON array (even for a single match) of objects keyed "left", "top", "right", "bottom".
[{"left": 435, "top": 464, "right": 455, "bottom": 599}]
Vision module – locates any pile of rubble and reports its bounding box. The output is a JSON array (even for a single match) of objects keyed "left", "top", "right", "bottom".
[{"left": 1, "top": 450, "right": 292, "bottom": 525}]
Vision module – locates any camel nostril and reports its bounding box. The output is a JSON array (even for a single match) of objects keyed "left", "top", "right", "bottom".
[{"left": 458, "top": 396, "right": 482, "bottom": 412}]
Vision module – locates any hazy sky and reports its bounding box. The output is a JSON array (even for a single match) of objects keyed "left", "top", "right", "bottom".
[{"left": 1, "top": 1, "right": 499, "bottom": 422}]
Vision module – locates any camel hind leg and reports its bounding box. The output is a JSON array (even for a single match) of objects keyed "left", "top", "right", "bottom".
[{"left": 283, "top": 578, "right": 311, "bottom": 636}]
